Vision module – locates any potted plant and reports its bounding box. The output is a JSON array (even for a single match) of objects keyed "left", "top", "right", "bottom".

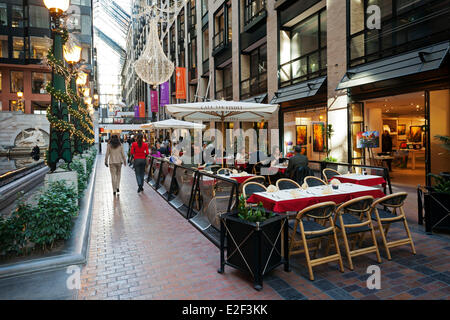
[
  {"left": 322, "top": 125, "right": 339, "bottom": 170},
  {"left": 421, "top": 135, "right": 450, "bottom": 233},
  {"left": 218, "top": 195, "right": 289, "bottom": 290}
]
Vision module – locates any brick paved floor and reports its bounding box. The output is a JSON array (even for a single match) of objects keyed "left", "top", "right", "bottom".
[{"left": 77, "top": 155, "right": 450, "bottom": 300}]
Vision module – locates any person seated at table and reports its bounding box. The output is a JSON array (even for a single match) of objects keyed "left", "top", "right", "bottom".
[
  {"left": 169, "top": 146, "right": 182, "bottom": 165},
  {"left": 181, "top": 145, "right": 203, "bottom": 168},
  {"left": 286, "top": 145, "right": 309, "bottom": 179},
  {"left": 269, "top": 146, "right": 282, "bottom": 167},
  {"left": 150, "top": 146, "right": 162, "bottom": 158},
  {"left": 236, "top": 147, "right": 247, "bottom": 164}
]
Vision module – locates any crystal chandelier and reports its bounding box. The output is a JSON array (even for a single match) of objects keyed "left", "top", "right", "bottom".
[
  {"left": 134, "top": 19, "right": 174, "bottom": 88},
  {"left": 133, "top": 1, "right": 187, "bottom": 88}
]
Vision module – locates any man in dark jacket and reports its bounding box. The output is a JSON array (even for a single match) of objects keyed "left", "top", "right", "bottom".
[{"left": 286, "top": 145, "right": 309, "bottom": 179}]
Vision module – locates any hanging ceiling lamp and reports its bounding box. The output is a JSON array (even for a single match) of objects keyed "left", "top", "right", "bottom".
[{"left": 134, "top": 19, "right": 174, "bottom": 88}]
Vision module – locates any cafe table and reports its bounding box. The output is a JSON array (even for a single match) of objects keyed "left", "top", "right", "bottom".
[
  {"left": 217, "top": 173, "right": 255, "bottom": 184},
  {"left": 270, "top": 164, "right": 288, "bottom": 174},
  {"left": 247, "top": 183, "right": 385, "bottom": 214},
  {"left": 329, "top": 173, "right": 386, "bottom": 187}
]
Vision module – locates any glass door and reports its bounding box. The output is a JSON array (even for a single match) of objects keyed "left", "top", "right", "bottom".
[
  {"left": 427, "top": 89, "right": 450, "bottom": 185},
  {"left": 349, "top": 102, "right": 365, "bottom": 165}
]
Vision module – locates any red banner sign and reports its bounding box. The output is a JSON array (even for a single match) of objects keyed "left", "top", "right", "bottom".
[
  {"left": 150, "top": 90, "right": 158, "bottom": 113},
  {"left": 175, "top": 67, "right": 186, "bottom": 99},
  {"left": 139, "top": 101, "right": 145, "bottom": 118}
]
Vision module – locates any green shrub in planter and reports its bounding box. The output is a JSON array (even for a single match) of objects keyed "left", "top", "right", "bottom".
[
  {"left": 27, "top": 181, "right": 78, "bottom": 250},
  {"left": 0, "top": 201, "right": 33, "bottom": 255}
]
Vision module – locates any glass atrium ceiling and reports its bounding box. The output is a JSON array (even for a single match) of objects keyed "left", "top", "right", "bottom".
[{"left": 93, "top": 0, "right": 131, "bottom": 107}]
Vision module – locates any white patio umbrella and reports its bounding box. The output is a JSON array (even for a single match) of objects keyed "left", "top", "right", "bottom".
[
  {"left": 165, "top": 100, "right": 279, "bottom": 166},
  {"left": 140, "top": 118, "right": 206, "bottom": 130}
]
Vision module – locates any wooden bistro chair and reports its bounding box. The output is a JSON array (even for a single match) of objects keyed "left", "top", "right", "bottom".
[
  {"left": 239, "top": 175, "right": 266, "bottom": 194},
  {"left": 334, "top": 196, "right": 382, "bottom": 270},
  {"left": 304, "top": 176, "right": 327, "bottom": 187},
  {"left": 242, "top": 182, "right": 267, "bottom": 205},
  {"left": 370, "top": 192, "right": 416, "bottom": 260},
  {"left": 322, "top": 168, "right": 341, "bottom": 184},
  {"left": 288, "top": 202, "right": 344, "bottom": 281},
  {"left": 276, "top": 178, "right": 301, "bottom": 190}
]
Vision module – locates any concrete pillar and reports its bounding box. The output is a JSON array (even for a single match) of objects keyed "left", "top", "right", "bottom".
[
  {"left": 267, "top": 0, "right": 279, "bottom": 146},
  {"left": 326, "top": 0, "right": 348, "bottom": 162},
  {"left": 232, "top": 0, "right": 240, "bottom": 101}
]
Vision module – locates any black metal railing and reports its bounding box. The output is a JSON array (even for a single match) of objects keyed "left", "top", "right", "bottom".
[
  {"left": 146, "top": 156, "right": 239, "bottom": 246},
  {"left": 348, "top": 0, "right": 450, "bottom": 67},
  {"left": 240, "top": 73, "right": 267, "bottom": 100},
  {"left": 213, "top": 31, "right": 225, "bottom": 51},
  {"left": 279, "top": 48, "right": 327, "bottom": 88},
  {"left": 244, "top": 0, "right": 266, "bottom": 27},
  {"left": 216, "top": 85, "right": 233, "bottom": 100}
]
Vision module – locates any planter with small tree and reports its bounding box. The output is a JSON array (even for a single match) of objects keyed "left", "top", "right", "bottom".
[
  {"left": 218, "top": 195, "right": 289, "bottom": 290},
  {"left": 421, "top": 135, "right": 450, "bottom": 233},
  {"left": 322, "top": 124, "right": 338, "bottom": 170}
]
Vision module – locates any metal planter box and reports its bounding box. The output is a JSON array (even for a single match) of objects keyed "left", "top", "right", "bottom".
[
  {"left": 218, "top": 211, "right": 290, "bottom": 291},
  {"left": 424, "top": 191, "right": 450, "bottom": 233}
]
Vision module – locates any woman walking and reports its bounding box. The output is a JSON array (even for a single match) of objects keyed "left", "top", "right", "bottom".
[
  {"left": 131, "top": 133, "right": 149, "bottom": 193},
  {"left": 105, "top": 135, "right": 127, "bottom": 196}
]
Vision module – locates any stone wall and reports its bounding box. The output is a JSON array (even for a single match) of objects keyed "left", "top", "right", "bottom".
[{"left": 0, "top": 112, "right": 50, "bottom": 149}]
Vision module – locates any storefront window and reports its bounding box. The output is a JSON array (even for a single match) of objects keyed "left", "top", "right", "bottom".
[
  {"left": 29, "top": 5, "right": 49, "bottom": 28},
  {"left": 202, "top": 28, "right": 209, "bottom": 62},
  {"left": 30, "top": 37, "right": 51, "bottom": 60},
  {"left": 0, "top": 35, "right": 8, "bottom": 58},
  {"left": 216, "top": 64, "right": 233, "bottom": 100},
  {"left": 81, "top": 15, "right": 91, "bottom": 35},
  {"left": 32, "top": 72, "right": 51, "bottom": 94},
  {"left": 348, "top": 0, "right": 450, "bottom": 67},
  {"left": 241, "top": 44, "right": 267, "bottom": 99},
  {"left": 279, "top": 9, "right": 327, "bottom": 87},
  {"left": 201, "top": 0, "right": 208, "bottom": 17},
  {"left": 213, "top": 9, "right": 225, "bottom": 50},
  {"left": 350, "top": 103, "right": 364, "bottom": 164},
  {"left": 81, "top": 45, "right": 90, "bottom": 64},
  {"left": 10, "top": 71, "right": 24, "bottom": 93},
  {"left": 283, "top": 108, "right": 328, "bottom": 160},
  {"left": 0, "top": 3, "right": 7, "bottom": 26},
  {"left": 13, "top": 37, "right": 25, "bottom": 59},
  {"left": 227, "top": 2, "right": 232, "bottom": 43},
  {"left": 244, "top": 0, "right": 266, "bottom": 26},
  {"left": 12, "top": 5, "right": 24, "bottom": 28}
]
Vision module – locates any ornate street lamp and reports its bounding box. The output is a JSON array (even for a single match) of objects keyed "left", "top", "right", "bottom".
[
  {"left": 76, "top": 72, "right": 87, "bottom": 86},
  {"left": 16, "top": 91, "right": 24, "bottom": 112},
  {"left": 45, "top": 0, "right": 71, "bottom": 171},
  {"left": 43, "top": 0, "right": 70, "bottom": 15},
  {"left": 64, "top": 41, "right": 84, "bottom": 155},
  {"left": 63, "top": 44, "right": 82, "bottom": 65}
]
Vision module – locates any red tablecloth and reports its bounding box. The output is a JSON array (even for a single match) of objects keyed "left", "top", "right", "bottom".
[
  {"left": 330, "top": 176, "right": 386, "bottom": 187},
  {"left": 247, "top": 188, "right": 385, "bottom": 213},
  {"left": 202, "top": 174, "right": 254, "bottom": 185}
]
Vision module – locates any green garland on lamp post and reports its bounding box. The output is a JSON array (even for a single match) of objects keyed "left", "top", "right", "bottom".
[{"left": 47, "top": 25, "right": 72, "bottom": 172}]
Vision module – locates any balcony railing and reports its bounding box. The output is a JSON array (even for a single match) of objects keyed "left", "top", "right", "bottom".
[
  {"left": 240, "top": 73, "right": 267, "bottom": 100},
  {"left": 216, "top": 86, "right": 233, "bottom": 100},
  {"left": 213, "top": 31, "right": 225, "bottom": 51},
  {"left": 244, "top": 0, "right": 266, "bottom": 27},
  {"left": 279, "top": 48, "right": 327, "bottom": 87},
  {"left": 348, "top": 0, "right": 450, "bottom": 67}
]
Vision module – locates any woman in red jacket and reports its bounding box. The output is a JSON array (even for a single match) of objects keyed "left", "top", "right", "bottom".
[{"left": 130, "top": 133, "right": 149, "bottom": 193}]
